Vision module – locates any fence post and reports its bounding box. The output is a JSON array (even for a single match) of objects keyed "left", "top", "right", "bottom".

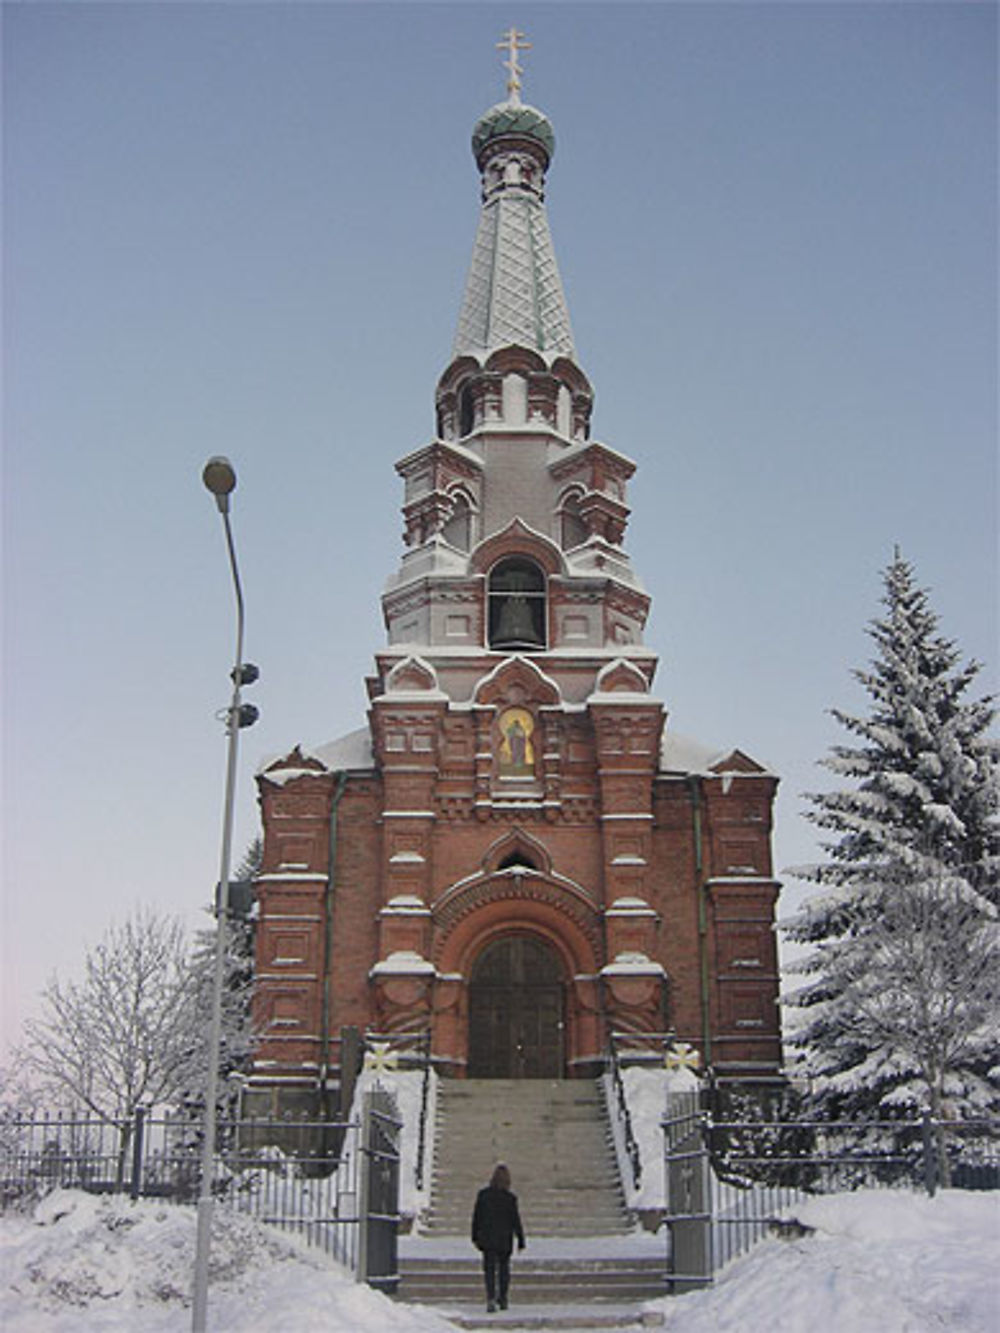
[
  {"left": 921, "top": 1112, "right": 937, "bottom": 1197},
  {"left": 130, "top": 1106, "right": 146, "bottom": 1201},
  {"left": 358, "top": 1089, "right": 400, "bottom": 1292}
]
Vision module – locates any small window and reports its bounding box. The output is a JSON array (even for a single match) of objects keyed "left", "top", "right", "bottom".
[{"left": 488, "top": 558, "right": 546, "bottom": 650}]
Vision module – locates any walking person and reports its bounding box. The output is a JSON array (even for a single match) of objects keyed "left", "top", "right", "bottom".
[{"left": 471, "top": 1163, "right": 526, "bottom": 1312}]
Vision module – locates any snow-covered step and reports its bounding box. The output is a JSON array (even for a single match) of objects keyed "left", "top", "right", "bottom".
[
  {"left": 422, "top": 1077, "right": 631, "bottom": 1237},
  {"left": 396, "top": 1255, "right": 668, "bottom": 1304}
]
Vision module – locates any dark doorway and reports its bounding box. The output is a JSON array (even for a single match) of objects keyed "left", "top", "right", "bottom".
[{"left": 468, "top": 936, "right": 564, "bottom": 1078}]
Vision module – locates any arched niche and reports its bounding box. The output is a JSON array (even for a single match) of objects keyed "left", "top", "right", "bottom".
[
  {"left": 441, "top": 487, "right": 476, "bottom": 552},
  {"left": 557, "top": 486, "right": 588, "bottom": 550},
  {"left": 482, "top": 828, "right": 554, "bottom": 876}
]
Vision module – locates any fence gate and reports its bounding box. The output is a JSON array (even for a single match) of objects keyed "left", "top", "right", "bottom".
[
  {"left": 663, "top": 1092, "right": 711, "bottom": 1292},
  {"left": 358, "top": 1088, "right": 401, "bottom": 1292}
]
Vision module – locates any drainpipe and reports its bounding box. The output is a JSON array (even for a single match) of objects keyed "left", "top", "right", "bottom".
[
  {"left": 686, "top": 777, "right": 712, "bottom": 1069},
  {"left": 320, "top": 770, "right": 348, "bottom": 1119}
]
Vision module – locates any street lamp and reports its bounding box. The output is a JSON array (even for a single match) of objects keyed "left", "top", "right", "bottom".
[{"left": 192, "top": 457, "right": 258, "bottom": 1332}]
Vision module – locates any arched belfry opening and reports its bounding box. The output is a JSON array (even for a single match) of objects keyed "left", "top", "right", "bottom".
[
  {"left": 468, "top": 935, "right": 565, "bottom": 1078},
  {"left": 488, "top": 557, "right": 546, "bottom": 650}
]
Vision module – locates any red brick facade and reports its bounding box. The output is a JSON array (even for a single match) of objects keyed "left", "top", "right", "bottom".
[{"left": 249, "top": 706, "right": 781, "bottom": 1112}]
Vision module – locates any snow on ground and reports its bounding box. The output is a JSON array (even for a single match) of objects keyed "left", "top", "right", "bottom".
[
  {"left": 1, "top": 1186, "right": 997, "bottom": 1331},
  {"left": 0, "top": 1189, "right": 455, "bottom": 1333},
  {"left": 661, "top": 1188, "right": 1000, "bottom": 1333}
]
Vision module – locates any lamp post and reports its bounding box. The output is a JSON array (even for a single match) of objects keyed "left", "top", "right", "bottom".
[{"left": 192, "top": 456, "right": 258, "bottom": 1332}]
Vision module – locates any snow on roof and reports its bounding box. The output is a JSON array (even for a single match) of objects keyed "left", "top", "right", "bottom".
[
  {"left": 659, "top": 729, "right": 776, "bottom": 777},
  {"left": 257, "top": 726, "right": 374, "bottom": 782},
  {"left": 660, "top": 730, "right": 725, "bottom": 774},
  {"left": 310, "top": 726, "right": 375, "bottom": 769}
]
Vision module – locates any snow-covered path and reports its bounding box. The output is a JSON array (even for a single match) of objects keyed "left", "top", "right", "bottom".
[{"left": 1, "top": 1187, "right": 997, "bottom": 1331}]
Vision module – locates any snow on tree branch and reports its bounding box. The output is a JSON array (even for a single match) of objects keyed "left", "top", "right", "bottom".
[{"left": 784, "top": 551, "right": 999, "bottom": 1126}]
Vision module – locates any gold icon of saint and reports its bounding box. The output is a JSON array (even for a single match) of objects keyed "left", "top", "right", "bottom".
[{"left": 498, "top": 707, "right": 535, "bottom": 776}]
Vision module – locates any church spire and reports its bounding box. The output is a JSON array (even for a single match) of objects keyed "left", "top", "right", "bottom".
[{"left": 452, "top": 32, "right": 577, "bottom": 363}]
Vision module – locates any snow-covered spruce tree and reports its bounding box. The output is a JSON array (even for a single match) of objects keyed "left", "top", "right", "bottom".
[{"left": 785, "top": 551, "right": 1000, "bottom": 1128}]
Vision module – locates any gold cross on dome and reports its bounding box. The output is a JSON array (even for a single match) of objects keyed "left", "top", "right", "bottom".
[{"left": 497, "top": 26, "right": 531, "bottom": 103}]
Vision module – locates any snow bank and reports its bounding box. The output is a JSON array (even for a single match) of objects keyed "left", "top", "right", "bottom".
[
  {"left": 658, "top": 1189, "right": 1000, "bottom": 1333},
  {"left": 0, "top": 1189, "right": 456, "bottom": 1332},
  {"left": 1, "top": 1185, "right": 997, "bottom": 1332}
]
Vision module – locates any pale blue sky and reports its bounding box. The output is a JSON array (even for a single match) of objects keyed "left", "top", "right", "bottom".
[{"left": 3, "top": 1, "right": 996, "bottom": 1054}]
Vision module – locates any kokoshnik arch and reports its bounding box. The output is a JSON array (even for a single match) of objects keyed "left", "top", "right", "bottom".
[{"left": 248, "top": 38, "right": 782, "bottom": 1116}]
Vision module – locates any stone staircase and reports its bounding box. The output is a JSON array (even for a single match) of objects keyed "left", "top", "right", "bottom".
[
  {"left": 396, "top": 1254, "right": 668, "bottom": 1308},
  {"left": 397, "top": 1079, "right": 667, "bottom": 1308},
  {"left": 423, "top": 1078, "right": 630, "bottom": 1238}
]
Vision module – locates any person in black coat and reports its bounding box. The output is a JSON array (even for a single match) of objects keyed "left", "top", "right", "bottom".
[{"left": 471, "top": 1162, "right": 526, "bottom": 1312}]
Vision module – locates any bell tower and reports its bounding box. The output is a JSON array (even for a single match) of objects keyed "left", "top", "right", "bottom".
[
  {"left": 378, "top": 44, "right": 653, "bottom": 708},
  {"left": 251, "top": 35, "right": 782, "bottom": 1112}
]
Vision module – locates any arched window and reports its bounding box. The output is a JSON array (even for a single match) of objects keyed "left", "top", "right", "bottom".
[
  {"left": 442, "top": 490, "right": 473, "bottom": 551},
  {"left": 488, "top": 558, "right": 546, "bottom": 650},
  {"left": 559, "top": 489, "right": 588, "bottom": 550}
]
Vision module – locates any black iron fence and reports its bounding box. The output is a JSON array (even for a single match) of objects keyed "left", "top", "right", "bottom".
[
  {"left": 358, "top": 1087, "right": 401, "bottom": 1292},
  {"left": 0, "top": 1091, "right": 400, "bottom": 1286},
  {"left": 663, "top": 1092, "right": 1000, "bottom": 1290}
]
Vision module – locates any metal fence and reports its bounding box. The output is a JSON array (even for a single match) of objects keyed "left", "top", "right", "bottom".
[
  {"left": 663, "top": 1093, "right": 1000, "bottom": 1290},
  {"left": 0, "top": 1091, "right": 400, "bottom": 1287}
]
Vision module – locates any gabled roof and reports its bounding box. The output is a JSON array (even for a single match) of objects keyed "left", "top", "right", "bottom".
[
  {"left": 659, "top": 730, "right": 776, "bottom": 778},
  {"left": 257, "top": 727, "right": 374, "bottom": 784}
]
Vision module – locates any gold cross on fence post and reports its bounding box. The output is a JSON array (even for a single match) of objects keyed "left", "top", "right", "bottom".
[
  {"left": 497, "top": 25, "right": 531, "bottom": 103},
  {"left": 665, "top": 1042, "right": 702, "bottom": 1073}
]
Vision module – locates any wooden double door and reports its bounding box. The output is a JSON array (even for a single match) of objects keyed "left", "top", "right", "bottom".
[{"left": 467, "top": 936, "right": 565, "bottom": 1079}]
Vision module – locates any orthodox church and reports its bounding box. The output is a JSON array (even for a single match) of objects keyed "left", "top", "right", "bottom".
[{"left": 248, "top": 40, "right": 781, "bottom": 1119}]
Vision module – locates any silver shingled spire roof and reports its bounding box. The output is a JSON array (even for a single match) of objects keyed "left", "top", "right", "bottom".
[{"left": 452, "top": 32, "right": 577, "bottom": 363}]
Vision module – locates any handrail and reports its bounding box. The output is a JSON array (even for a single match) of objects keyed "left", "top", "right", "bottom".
[
  {"left": 415, "top": 1031, "right": 432, "bottom": 1192},
  {"left": 607, "top": 1035, "right": 642, "bottom": 1190}
]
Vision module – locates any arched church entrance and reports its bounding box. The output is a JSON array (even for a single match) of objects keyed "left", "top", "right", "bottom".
[{"left": 467, "top": 935, "right": 564, "bottom": 1078}]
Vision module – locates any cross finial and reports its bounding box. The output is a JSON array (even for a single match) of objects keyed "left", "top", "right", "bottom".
[{"left": 497, "top": 26, "right": 531, "bottom": 105}]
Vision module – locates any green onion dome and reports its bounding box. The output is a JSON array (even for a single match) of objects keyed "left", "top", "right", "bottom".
[{"left": 472, "top": 101, "right": 555, "bottom": 164}]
